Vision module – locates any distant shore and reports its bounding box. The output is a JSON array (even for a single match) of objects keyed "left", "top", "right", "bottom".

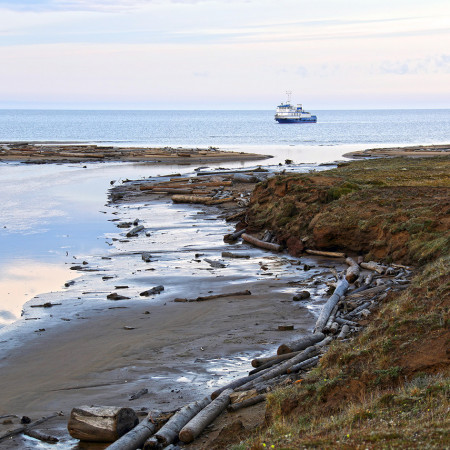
[
  {"left": 343, "top": 143, "right": 450, "bottom": 159},
  {"left": 0, "top": 142, "right": 271, "bottom": 164}
]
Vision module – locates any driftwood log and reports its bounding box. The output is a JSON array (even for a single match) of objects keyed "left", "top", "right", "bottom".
[
  {"left": 24, "top": 428, "right": 59, "bottom": 443},
  {"left": 227, "top": 394, "right": 266, "bottom": 412},
  {"left": 126, "top": 225, "right": 144, "bottom": 237},
  {"left": 210, "top": 366, "right": 274, "bottom": 400},
  {"left": 174, "top": 290, "right": 251, "bottom": 303},
  {"left": 314, "top": 278, "right": 349, "bottom": 333},
  {"left": 106, "top": 412, "right": 160, "bottom": 450},
  {"left": 251, "top": 350, "right": 301, "bottom": 368},
  {"left": 277, "top": 332, "right": 325, "bottom": 355},
  {"left": 287, "top": 355, "right": 320, "bottom": 373},
  {"left": 223, "top": 228, "right": 246, "bottom": 243},
  {"left": 0, "top": 413, "right": 58, "bottom": 443},
  {"left": 68, "top": 406, "right": 138, "bottom": 443},
  {"left": 345, "top": 257, "right": 360, "bottom": 283},
  {"left": 305, "top": 249, "right": 346, "bottom": 258},
  {"left": 171, "top": 195, "right": 214, "bottom": 204},
  {"left": 178, "top": 389, "right": 233, "bottom": 443},
  {"left": 360, "top": 261, "right": 387, "bottom": 274},
  {"left": 241, "top": 233, "right": 281, "bottom": 252},
  {"left": 237, "top": 346, "right": 320, "bottom": 392},
  {"left": 145, "top": 396, "right": 211, "bottom": 449}
]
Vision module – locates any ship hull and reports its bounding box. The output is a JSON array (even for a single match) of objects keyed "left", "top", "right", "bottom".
[{"left": 275, "top": 116, "right": 317, "bottom": 123}]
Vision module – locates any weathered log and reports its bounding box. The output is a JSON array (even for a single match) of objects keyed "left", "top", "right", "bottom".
[
  {"left": 360, "top": 261, "right": 387, "bottom": 274},
  {"left": 249, "top": 351, "right": 303, "bottom": 374},
  {"left": 223, "top": 228, "right": 246, "bottom": 243},
  {"left": 237, "top": 346, "right": 319, "bottom": 392},
  {"left": 316, "top": 336, "right": 333, "bottom": 347},
  {"left": 126, "top": 225, "right": 144, "bottom": 237},
  {"left": 204, "top": 258, "right": 226, "bottom": 268},
  {"left": 221, "top": 251, "right": 250, "bottom": 259},
  {"left": 323, "top": 304, "right": 340, "bottom": 332},
  {"left": 251, "top": 351, "right": 300, "bottom": 368},
  {"left": 345, "top": 285, "right": 386, "bottom": 299},
  {"left": 147, "top": 396, "right": 211, "bottom": 448},
  {"left": 106, "top": 412, "right": 160, "bottom": 450},
  {"left": 346, "top": 301, "right": 372, "bottom": 318},
  {"left": 179, "top": 389, "right": 233, "bottom": 443},
  {"left": 232, "top": 173, "right": 259, "bottom": 183},
  {"left": 277, "top": 332, "right": 325, "bottom": 355},
  {"left": 175, "top": 290, "right": 251, "bottom": 303},
  {"left": 68, "top": 406, "right": 138, "bottom": 443},
  {"left": 149, "top": 188, "right": 195, "bottom": 195},
  {"left": 335, "top": 317, "right": 358, "bottom": 327},
  {"left": 227, "top": 394, "right": 266, "bottom": 412},
  {"left": 241, "top": 233, "right": 281, "bottom": 252},
  {"left": 129, "top": 388, "right": 148, "bottom": 400},
  {"left": 345, "top": 257, "right": 360, "bottom": 283},
  {"left": 0, "top": 413, "right": 58, "bottom": 443},
  {"left": 314, "top": 278, "right": 349, "bottom": 333},
  {"left": 337, "top": 324, "right": 350, "bottom": 340},
  {"left": 287, "top": 355, "right": 320, "bottom": 373},
  {"left": 210, "top": 366, "right": 274, "bottom": 400},
  {"left": 24, "top": 428, "right": 59, "bottom": 443},
  {"left": 305, "top": 249, "right": 346, "bottom": 258},
  {"left": 205, "top": 197, "right": 234, "bottom": 205},
  {"left": 171, "top": 195, "right": 214, "bottom": 204}
]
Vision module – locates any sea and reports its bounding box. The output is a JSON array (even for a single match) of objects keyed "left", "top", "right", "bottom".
[
  {"left": 0, "top": 108, "right": 449, "bottom": 326},
  {"left": 1, "top": 109, "right": 449, "bottom": 148}
]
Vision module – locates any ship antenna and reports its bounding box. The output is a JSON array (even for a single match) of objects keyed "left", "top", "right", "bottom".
[{"left": 286, "top": 91, "right": 292, "bottom": 103}]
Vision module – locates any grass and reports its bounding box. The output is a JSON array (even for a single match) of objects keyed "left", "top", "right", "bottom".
[
  {"left": 246, "top": 156, "right": 450, "bottom": 264},
  {"left": 229, "top": 156, "right": 450, "bottom": 449},
  {"left": 231, "top": 258, "right": 449, "bottom": 448}
]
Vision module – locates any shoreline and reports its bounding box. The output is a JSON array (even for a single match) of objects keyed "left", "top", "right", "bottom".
[
  {"left": 343, "top": 143, "right": 450, "bottom": 159},
  {"left": 1, "top": 145, "right": 448, "bottom": 448},
  {"left": 0, "top": 161, "right": 340, "bottom": 448},
  {"left": 0, "top": 142, "right": 271, "bottom": 164}
]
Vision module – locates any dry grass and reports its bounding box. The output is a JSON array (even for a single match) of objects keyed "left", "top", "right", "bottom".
[
  {"left": 230, "top": 157, "right": 450, "bottom": 449},
  {"left": 230, "top": 256, "right": 449, "bottom": 449}
]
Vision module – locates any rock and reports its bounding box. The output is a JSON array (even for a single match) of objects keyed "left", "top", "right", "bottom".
[
  {"left": 293, "top": 291, "right": 310, "bottom": 301},
  {"left": 141, "top": 252, "right": 152, "bottom": 262},
  {"left": 140, "top": 285, "right": 164, "bottom": 296},
  {"left": 107, "top": 293, "right": 131, "bottom": 300}
]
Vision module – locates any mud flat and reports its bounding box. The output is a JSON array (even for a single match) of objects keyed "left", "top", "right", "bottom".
[
  {"left": 343, "top": 143, "right": 450, "bottom": 159},
  {"left": 0, "top": 142, "right": 271, "bottom": 164}
]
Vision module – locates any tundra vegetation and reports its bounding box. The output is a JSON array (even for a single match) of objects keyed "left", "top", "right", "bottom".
[{"left": 233, "top": 156, "right": 449, "bottom": 449}]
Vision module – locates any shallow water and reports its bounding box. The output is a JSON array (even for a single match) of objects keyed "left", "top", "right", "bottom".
[{"left": 0, "top": 144, "right": 349, "bottom": 327}]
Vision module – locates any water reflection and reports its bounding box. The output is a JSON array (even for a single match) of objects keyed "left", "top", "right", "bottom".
[{"left": 0, "top": 261, "right": 71, "bottom": 326}]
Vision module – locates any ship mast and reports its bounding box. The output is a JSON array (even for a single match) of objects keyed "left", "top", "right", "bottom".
[{"left": 286, "top": 90, "right": 292, "bottom": 104}]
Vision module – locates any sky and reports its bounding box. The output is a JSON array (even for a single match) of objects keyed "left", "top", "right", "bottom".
[{"left": 0, "top": 0, "right": 449, "bottom": 109}]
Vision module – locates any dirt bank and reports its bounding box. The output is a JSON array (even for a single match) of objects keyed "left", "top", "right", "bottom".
[{"left": 243, "top": 156, "right": 450, "bottom": 265}]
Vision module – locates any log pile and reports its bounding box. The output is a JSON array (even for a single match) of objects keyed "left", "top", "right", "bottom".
[{"left": 62, "top": 258, "right": 411, "bottom": 449}]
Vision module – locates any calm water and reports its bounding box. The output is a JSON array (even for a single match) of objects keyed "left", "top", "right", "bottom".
[{"left": 1, "top": 109, "right": 449, "bottom": 148}]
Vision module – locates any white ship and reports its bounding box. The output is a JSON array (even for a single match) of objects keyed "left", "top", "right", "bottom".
[{"left": 275, "top": 92, "right": 317, "bottom": 123}]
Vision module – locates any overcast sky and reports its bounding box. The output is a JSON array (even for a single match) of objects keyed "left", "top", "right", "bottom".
[{"left": 0, "top": 0, "right": 449, "bottom": 109}]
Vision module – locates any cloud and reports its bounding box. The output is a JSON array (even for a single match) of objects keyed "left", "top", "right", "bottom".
[{"left": 379, "top": 54, "right": 450, "bottom": 75}]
